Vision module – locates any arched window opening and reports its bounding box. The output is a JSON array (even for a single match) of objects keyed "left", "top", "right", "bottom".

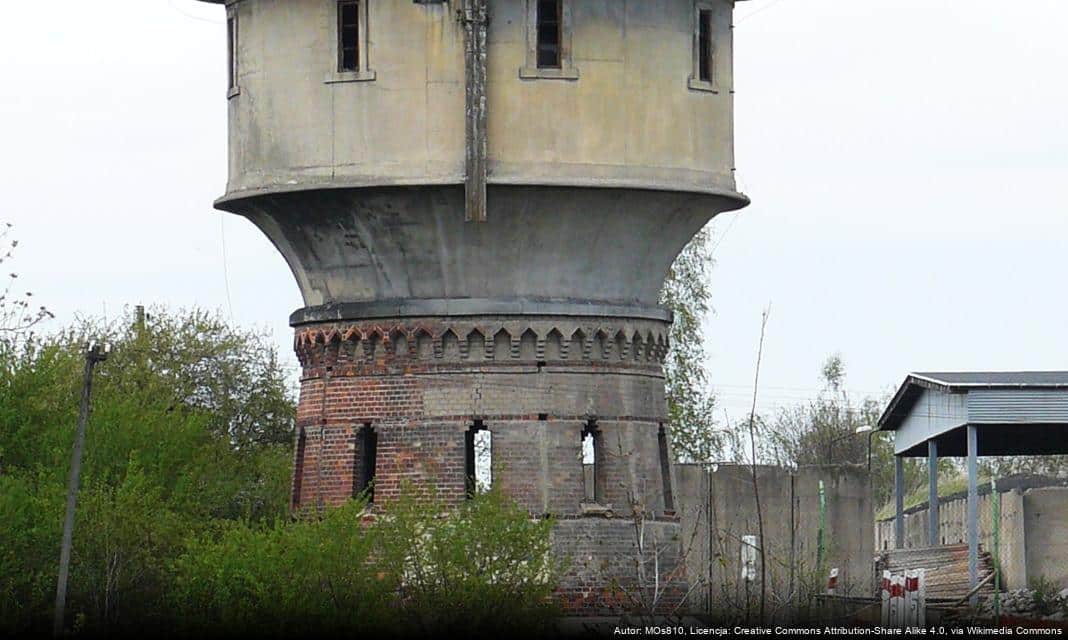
[
  {"left": 292, "top": 427, "right": 307, "bottom": 509},
  {"left": 582, "top": 421, "right": 602, "bottom": 504},
  {"left": 354, "top": 423, "right": 377, "bottom": 502},
  {"left": 658, "top": 424, "right": 676, "bottom": 512},
  {"left": 465, "top": 420, "right": 492, "bottom": 497}
]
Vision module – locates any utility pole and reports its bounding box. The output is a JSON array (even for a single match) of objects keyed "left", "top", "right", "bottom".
[
  {"left": 53, "top": 342, "right": 108, "bottom": 637},
  {"left": 462, "top": 0, "right": 489, "bottom": 222}
]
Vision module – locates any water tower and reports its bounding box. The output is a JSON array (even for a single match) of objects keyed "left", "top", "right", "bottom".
[{"left": 194, "top": 0, "right": 748, "bottom": 613}]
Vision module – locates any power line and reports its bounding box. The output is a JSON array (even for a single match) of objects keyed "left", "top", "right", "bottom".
[
  {"left": 736, "top": 0, "right": 790, "bottom": 25},
  {"left": 220, "top": 217, "right": 235, "bottom": 322},
  {"left": 167, "top": 0, "right": 224, "bottom": 25},
  {"left": 709, "top": 212, "right": 742, "bottom": 259}
]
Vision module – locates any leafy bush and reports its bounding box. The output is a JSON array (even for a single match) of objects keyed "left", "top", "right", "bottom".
[
  {"left": 0, "top": 308, "right": 294, "bottom": 635},
  {"left": 0, "top": 309, "right": 560, "bottom": 636},
  {"left": 170, "top": 488, "right": 561, "bottom": 636}
]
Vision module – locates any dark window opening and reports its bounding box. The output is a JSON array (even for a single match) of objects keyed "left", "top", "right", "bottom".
[
  {"left": 227, "top": 14, "right": 238, "bottom": 90},
  {"left": 355, "top": 424, "right": 377, "bottom": 501},
  {"left": 338, "top": 1, "right": 360, "bottom": 72},
  {"left": 292, "top": 427, "right": 307, "bottom": 509},
  {"left": 698, "top": 9, "right": 713, "bottom": 83},
  {"left": 465, "top": 420, "right": 491, "bottom": 497},
  {"left": 582, "top": 421, "right": 602, "bottom": 503},
  {"left": 658, "top": 424, "right": 676, "bottom": 512},
  {"left": 538, "top": 413, "right": 549, "bottom": 422},
  {"left": 536, "top": 0, "right": 562, "bottom": 69}
]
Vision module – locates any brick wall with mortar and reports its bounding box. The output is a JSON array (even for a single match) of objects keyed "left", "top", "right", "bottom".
[
  {"left": 291, "top": 315, "right": 689, "bottom": 613},
  {"left": 553, "top": 519, "right": 688, "bottom": 615}
]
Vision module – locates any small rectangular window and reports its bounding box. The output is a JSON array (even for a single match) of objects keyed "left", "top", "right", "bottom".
[
  {"left": 536, "top": 0, "right": 562, "bottom": 69},
  {"left": 338, "top": 1, "right": 360, "bottom": 73},
  {"left": 698, "top": 9, "right": 713, "bottom": 83}
]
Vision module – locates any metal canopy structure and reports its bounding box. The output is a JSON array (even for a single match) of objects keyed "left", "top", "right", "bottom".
[{"left": 878, "top": 371, "right": 1068, "bottom": 604}]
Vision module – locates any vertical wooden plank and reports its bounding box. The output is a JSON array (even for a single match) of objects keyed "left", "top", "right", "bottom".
[
  {"left": 463, "top": 0, "right": 488, "bottom": 222},
  {"left": 914, "top": 568, "right": 922, "bottom": 628},
  {"left": 880, "top": 570, "right": 891, "bottom": 627},
  {"left": 895, "top": 455, "right": 905, "bottom": 549},
  {"left": 992, "top": 478, "right": 1001, "bottom": 620},
  {"left": 929, "top": 439, "right": 939, "bottom": 546},
  {"left": 967, "top": 424, "right": 979, "bottom": 605}
]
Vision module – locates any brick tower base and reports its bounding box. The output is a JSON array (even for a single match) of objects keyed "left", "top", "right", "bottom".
[{"left": 291, "top": 313, "right": 687, "bottom": 615}]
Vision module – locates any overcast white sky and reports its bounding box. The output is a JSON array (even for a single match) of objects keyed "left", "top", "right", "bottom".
[{"left": 1, "top": 1, "right": 1065, "bottom": 420}]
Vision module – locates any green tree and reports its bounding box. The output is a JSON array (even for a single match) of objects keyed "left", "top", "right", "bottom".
[
  {"left": 757, "top": 354, "right": 946, "bottom": 508},
  {"left": 660, "top": 226, "right": 724, "bottom": 463},
  {"left": 171, "top": 498, "right": 395, "bottom": 636},
  {"left": 761, "top": 354, "right": 880, "bottom": 469},
  {"left": 0, "top": 307, "right": 294, "bottom": 635},
  {"left": 1, "top": 307, "right": 561, "bottom": 636}
]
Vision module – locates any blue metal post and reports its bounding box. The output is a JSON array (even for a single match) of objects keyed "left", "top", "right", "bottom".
[
  {"left": 967, "top": 425, "right": 979, "bottom": 606},
  {"left": 928, "top": 440, "right": 939, "bottom": 547},
  {"left": 895, "top": 455, "right": 905, "bottom": 550}
]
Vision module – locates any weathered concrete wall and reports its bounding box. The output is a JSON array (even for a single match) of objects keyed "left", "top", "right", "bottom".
[
  {"left": 795, "top": 466, "right": 873, "bottom": 594},
  {"left": 230, "top": 185, "right": 737, "bottom": 310},
  {"left": 221, "top": 0, "right": 739, "bottom": 199},
  {"left": 1024, "top": 488, "right": 1068, "bottom": 588},
  {"left": 676, "top": 463, "right": 873, "bottom": 618}
]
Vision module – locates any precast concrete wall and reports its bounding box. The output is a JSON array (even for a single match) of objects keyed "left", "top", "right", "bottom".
[
  {"left": 1024, "top": 488, "right": 1068, "bottom": 588},
  {"left": 675, "top": 463, "right": 873, "bottom": 618}
]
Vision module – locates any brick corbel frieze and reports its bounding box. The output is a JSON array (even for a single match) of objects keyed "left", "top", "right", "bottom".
[{"left": 293, "top": 316, "right": 671, "bottom": 372}]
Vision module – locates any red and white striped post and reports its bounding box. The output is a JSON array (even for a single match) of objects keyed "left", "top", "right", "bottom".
[
  {"left": 881, "top": 570, "right": 891, "bottom": 626},
  {"left": 882, "top": 569, "right": 925, "bottom": 628},
  {"left": 826, "top": 568, "right": 839, "bottom": 596},
  {"left": 905, "top": 569, "right": 925, "bottom": 627}
]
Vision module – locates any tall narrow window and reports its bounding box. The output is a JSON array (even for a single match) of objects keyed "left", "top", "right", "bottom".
[
  {"left": 689, "top": 3, "right": 719, "bottom": 92},
  {"left": 465, "top": 421, "right": 491, "bottom": 497},
  {"left": 521, "top": 0, "right": 577, "bottom": 79},
  {"left": 226, "top": 10, "right": 239, "bottom": 96},
  {"left": 338, "top": 1, "right": 360, "bottom": 73},
  {"left": 536, "top": 0, "right": 562, "bottom": 69},
  {"left": 658, "top": 424, "right": 676, "bottom": 512},
  {"left": 582, "top": 421, "right": 602, "bottom": 504},
  {"left": 354, "top": 424, "right": 377, "bottom": 502},
  {"left": 698, "top": 9, "right": 713, "bottom": 83}
]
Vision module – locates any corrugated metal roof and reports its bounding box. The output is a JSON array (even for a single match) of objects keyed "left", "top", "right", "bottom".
[
  {"left": 879, "top": 371, "right": 1068, "bottom": 434},
  {"left": 913, "top": 371, "right": 1068, "bottom": 388}
]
